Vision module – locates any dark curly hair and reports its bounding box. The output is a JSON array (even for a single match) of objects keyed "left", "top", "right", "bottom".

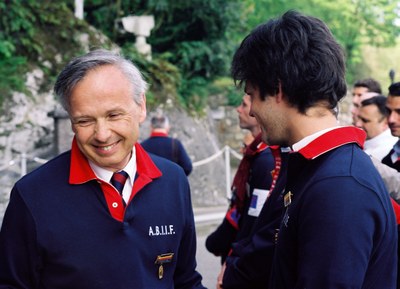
[{"left": 231, "top": 10, "right": 346, "bottom": 114}]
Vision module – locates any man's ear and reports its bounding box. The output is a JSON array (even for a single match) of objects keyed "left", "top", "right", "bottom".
[
  {"left": 139, "top": 93, "right": 147, "bottom": 124},
  {"left": 275, "top": 82, "right": 284, "bottom": 103}
]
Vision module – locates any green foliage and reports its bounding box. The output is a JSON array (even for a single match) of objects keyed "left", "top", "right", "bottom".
[
  {"left": 0, "top": 1, "right": 117, "bottom": 107},
  {"left": 2, "top": 0, "right": 399, "bottom": 114},
  {"left": 1, "top": 1, "right": 74, "bottom": 60},
  {"left": 81, "top": 0, "right": 246, "bottom": 113},
  {"left": 0, "top": 56, "right": 28, "bottom": 106},
  {"left": 243, "top": 0, "right": 400, "bottom": 85},
  {"left": 209, "top": 77, "right": 243, "bottom": 106},
  {"left": 178, "top": 77, "right": 209, "bottom": 114},
  {"left": 121, "top": 45, "right": 182, "bottom": 109}
]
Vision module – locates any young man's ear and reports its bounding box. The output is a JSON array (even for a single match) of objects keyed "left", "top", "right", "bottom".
[{"left": 275, "top": 82, "right": 284, "bottom": 103}]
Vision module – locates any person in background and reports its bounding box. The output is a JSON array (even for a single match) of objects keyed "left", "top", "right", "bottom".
[
  {"left": 383, "top": 82, "right": 400, "bottom": 172},
  {"left": 353, "top": 92, "right": 400, "bottom": 203},
  {"left": 351, "top": 78, "right": 382, "bottom": 125},
  {"left": 355, "top": 95, "right": 398, "bottom": 160},
  {"left": 206, "top": 93, "right": 275, "bottom": 264},
  {"left": 356, "top": 92, "right": 400, "bottom": 289},
  {"left": 0, "top": 49, "right": 205, "bottom": 289},
  {"left": 372, "top": 156, "right": 400, "bottom": 202},
  {"left": 240, "top": 131, "right": 255, "bottom": 154},
  {"left": 141, "top": 113, "right": 193, "bottom": 176},
  {"left": 231, "top": 10, "right": 397, "bottom": 289},
  {"left": 216, "top": 143, "right": 290, "bottom": 289}
]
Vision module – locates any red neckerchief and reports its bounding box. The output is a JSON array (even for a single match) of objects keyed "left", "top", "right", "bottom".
[
  {"left": 69, "top": 138, "right": 162, "bottom": 221},
  {"left": 231, "top": 133, "right": 266, "bottom": 214},
  {"left": 225, "top": 133, "right": 267, "bottom": 229},
  {"left": 296, "top": 126, "right": 366, "bottom": 159},
  {"left": 150, "top": 131, "right": 168, "bottom": 138}
]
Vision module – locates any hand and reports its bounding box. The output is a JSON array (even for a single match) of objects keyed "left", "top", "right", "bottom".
[{"left": 216, "top": 262, "right": 226, "bottom": 289}]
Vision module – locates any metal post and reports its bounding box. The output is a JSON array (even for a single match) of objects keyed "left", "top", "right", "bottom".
[
  {"left": 224, "top": 146, "right": 231, "bottom": 200},
  {"left": 20, "top": 153, "right": 27, "bottom": 177}
]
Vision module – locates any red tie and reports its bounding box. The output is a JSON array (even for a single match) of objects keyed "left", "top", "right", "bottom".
[{"left": 111, "top": 171, "right": 129, "bottom": 205}]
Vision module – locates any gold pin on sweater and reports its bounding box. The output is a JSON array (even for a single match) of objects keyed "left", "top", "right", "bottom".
[
  {"left": 155, "top": 253, "right": 174, "bottom": 279},
  {"left": 284, "top": 191, "right": 292, "bottom": 207}
]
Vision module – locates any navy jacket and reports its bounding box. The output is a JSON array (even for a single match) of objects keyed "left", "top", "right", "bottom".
[
  {"left": 141, "top": 132, "right": 193, "bottom": 176},
  {"left": 222, "top": 148, "right": 289, "bottom": 289},
  {"left": 0, "top": 141, "right": 205, "bottom": 289},
  {"left": 205, "top": 145, "right": 275, "bottom": 264},
  {"left": 270, "top": 127, "right": 397, "bottom": 289}
]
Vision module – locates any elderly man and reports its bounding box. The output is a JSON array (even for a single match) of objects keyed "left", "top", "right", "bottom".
[{"left": 0, "top": 49, "right": 205, "bottom": 289}]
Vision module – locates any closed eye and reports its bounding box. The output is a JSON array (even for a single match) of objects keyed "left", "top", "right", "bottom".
[
  {"left": 108, "top": 112, "right": 124, "bottom": 119},
  {"left": 72, "top": 118, "right": 95, "bottom": 127}
]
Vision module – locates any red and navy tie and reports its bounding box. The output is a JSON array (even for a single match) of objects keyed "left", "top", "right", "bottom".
[{"left": 111, "top": 170, "right": 129, "bottom": 205}]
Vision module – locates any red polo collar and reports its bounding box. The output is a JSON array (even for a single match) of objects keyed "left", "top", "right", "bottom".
[
  {"left": 257, "top": 142, "right": 268, "bottom": 152},
  {"left": 296, "top": 126, "right": 366, "bottom": 159},
  {"left": 150, "top": 131, "right": 168, "bottom": 138},
  {"left": 69, "top": 138, "right": 162, "bottom": 221},
  {"left": 69, "top": 138, "right": 161, "bottom": 184}
]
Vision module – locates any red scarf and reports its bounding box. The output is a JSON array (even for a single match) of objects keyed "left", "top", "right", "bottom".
[{"left": 231, "top": 133, "right": 264, "bottom": 214}]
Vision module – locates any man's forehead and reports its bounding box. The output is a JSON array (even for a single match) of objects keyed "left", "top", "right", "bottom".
[
  {"left": 387, "top": 95, "right": 400, "bottom": 106},
  {"left": 359, "top": 105, "right": 378, "bottom": 116},
  {"left": 352, "top": 86, "right": 369, "bottom": 96}
]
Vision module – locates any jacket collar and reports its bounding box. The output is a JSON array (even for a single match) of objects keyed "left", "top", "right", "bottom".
[
  {"left": 295, "top": 126, "right": 366, "bottom": 160},
  {"left": 69, "top": 138, "right": 162, "bottom": 184},
  {"left": 150, "top": 131, "right": 168, "bottom": 137}
]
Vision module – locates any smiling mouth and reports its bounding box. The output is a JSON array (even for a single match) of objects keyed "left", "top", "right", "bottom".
[{"left": 95, "top": 142, "right": 118, "bottom": 152}]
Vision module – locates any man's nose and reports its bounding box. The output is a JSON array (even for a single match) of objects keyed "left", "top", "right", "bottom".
[
  {"left": 94, "top": 120, "right": 111, "bottom": 141},
  {"left": 354, "top": 118, "right": 363, "bottom": 128}
]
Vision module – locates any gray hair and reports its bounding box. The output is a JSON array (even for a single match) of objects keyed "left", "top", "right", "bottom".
[
  {"left": 151, "top": 112, "right": 169, "bottom": 129},
  {"left": 54, "top": 49, "right": 148, "bottom": 112}
]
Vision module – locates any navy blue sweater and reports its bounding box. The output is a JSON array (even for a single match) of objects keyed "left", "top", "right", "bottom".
[
  {"left": 205, "top": 146, "right": 275, "bottom": 264},
  {"left": 270, "top": 128, "right": 397, "bottom": 289},
  {"left": 141, "top": 134, "right": 193, "bottom": 176},
  {"left": 0, "top": 144, "right": 205, "bottom": 289},
  {"left": 222, "top": 148, "right": 289, "bottom": 289}
]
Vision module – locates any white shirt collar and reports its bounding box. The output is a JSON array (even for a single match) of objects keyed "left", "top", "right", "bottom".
[
  {"left": 89, "top": 147, "right": 137, "bottom": 187},
  {"left": 292, "top": 126, "right": 340, "bottom": 152}
]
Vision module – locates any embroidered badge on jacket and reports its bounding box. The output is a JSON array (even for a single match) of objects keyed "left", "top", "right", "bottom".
[{"left": 149, "top": 225, "right": 175, "bottom": 236}]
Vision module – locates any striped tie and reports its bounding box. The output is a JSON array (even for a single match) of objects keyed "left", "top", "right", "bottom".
[
  {"left": 111, "top": 171, "right": 129, "bottom": 204},
  {"left": 393, "top": 140, "right": 400, "bottom": 163}
]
